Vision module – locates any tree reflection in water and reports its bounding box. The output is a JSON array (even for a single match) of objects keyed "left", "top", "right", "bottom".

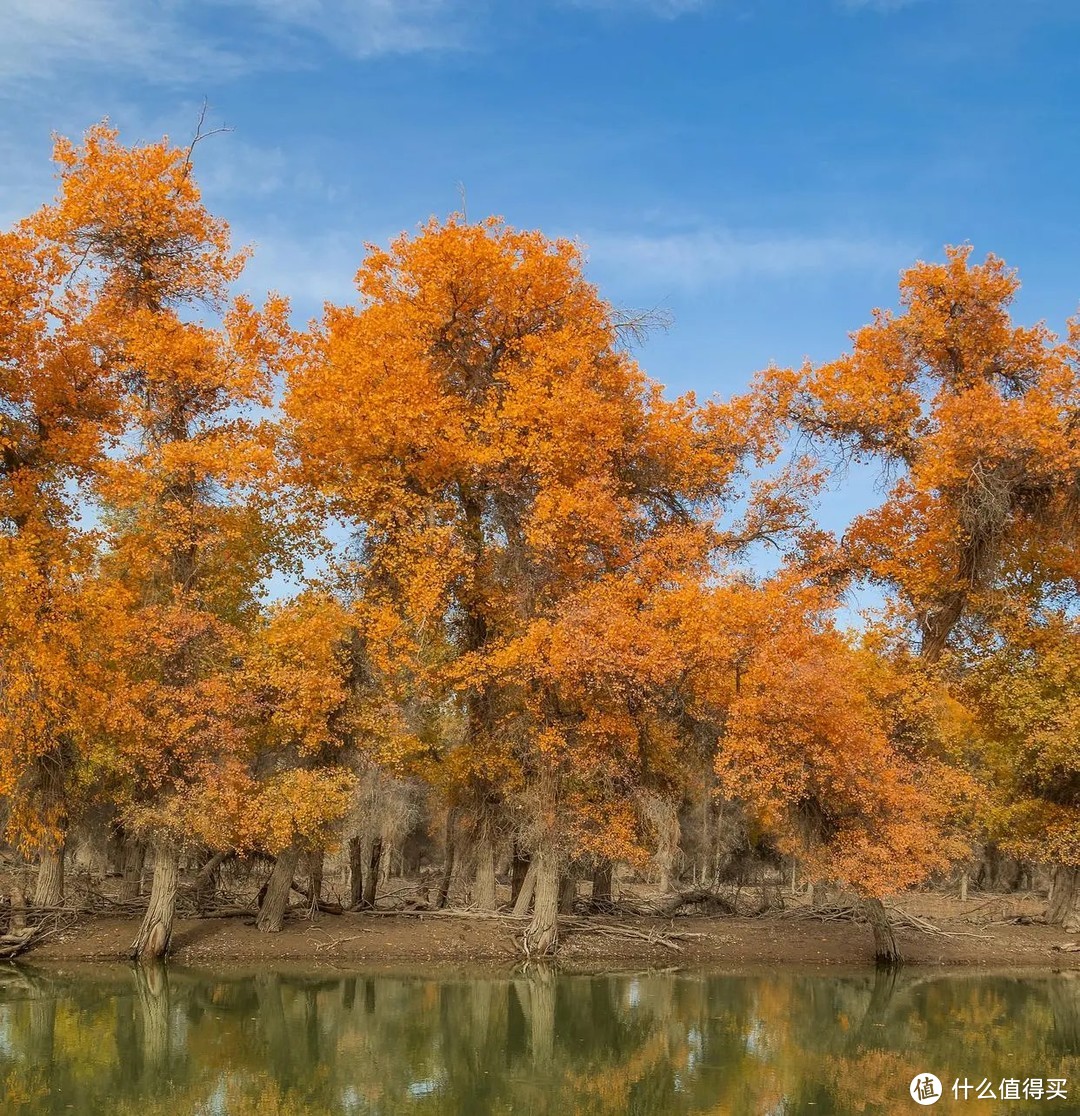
[{"left": 0, "top": 966, "right": 1077, "bottom": 1114}]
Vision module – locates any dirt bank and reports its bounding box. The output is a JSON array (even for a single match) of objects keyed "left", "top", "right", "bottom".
[{"left": 26, "top": 893, "right": 1080, "bottom": 969}]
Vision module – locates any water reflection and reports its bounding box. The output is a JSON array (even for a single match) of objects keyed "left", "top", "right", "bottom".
[{"left": 0, "top": 965, "right": 1078, "bottom": 1114}]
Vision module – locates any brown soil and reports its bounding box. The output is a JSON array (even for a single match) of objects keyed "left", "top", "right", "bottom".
[{"left": 28, "top": 892, "right": 1080, "bottom": 970}]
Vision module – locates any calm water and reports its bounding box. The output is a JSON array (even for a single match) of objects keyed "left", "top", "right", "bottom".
[{"left": 1, "top": 966, "right": 1078, "bottom": 1114}]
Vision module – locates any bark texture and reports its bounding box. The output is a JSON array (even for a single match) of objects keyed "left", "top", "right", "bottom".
[
  {"left": 558, "top": 868, "right": 577, "bottom": 915},
  {"left": 592, "top": 860, "right": 613, "bottom": 903},
  {"left": 862, "top": 896, "right": 902, "bottom": 967},
  {"left": 34, "top": 842, "right": 64, "bottom": 908},
  {"left": 473, "top": 825, "right": 497, "bottom": 911},
  {"left": 435, "top": 812, "right": 456, "bottom": 909},
  {"left": 510, "top": 845, "right": 531, "bottom": 907},
  {"left": 523, "top": 842, "right": 560, "bottom": 956},
  {"left": 1048, "top": 865, "right": 1080, "bottom": 932},
  {"left": 120, "top": 840, "right": 145, "bottom": 901},
  {"left": 348, "top": 836, "right": 363, "bottom": 910},
  {"left": 131, "top": 844, "right": 179, "bottom": 962},
  {"left": 362, "top": 838, "right": 382, "bottom": 909},
  {"left": 308, "top": 848, "right": 324, "bottom": 903},
  {"left": 256, "top": 845, "right": 300, "bottom": 933},
  {"left": 512, "top": 858, "right": 538, "bottom": 917}
]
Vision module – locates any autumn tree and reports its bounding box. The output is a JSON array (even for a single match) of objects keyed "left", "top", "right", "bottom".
[
  {"left": 35, "top": 123, "right": 297, "bottom": 959},
  {"left": 238, "top": 594, "right": 359, "bottom": 932},
  {"left": 0, "top": 208, "right": 119, "bottom": 906},
  {"left": 718, "top": 591, "right": 971, "bottom": 961},
  {"left": 777, "top": 245, "right": 1078, "bottom": 663},
  {"left": 285, "top": 217, "right": 795, "bottom": 953},
  {"left": 963, "top": 606, "right": 1080, "bottom": 927},
  {"left": 774, "top": 246, "right": 1080, "bottom": 926}
]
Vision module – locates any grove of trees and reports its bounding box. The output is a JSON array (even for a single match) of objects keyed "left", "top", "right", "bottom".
[{"left": 1, "top": 124, "right": 1077, "bottom": 962}]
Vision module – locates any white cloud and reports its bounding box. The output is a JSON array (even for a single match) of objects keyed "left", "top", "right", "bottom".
[
  {"left": 584, "top": 227, "right": 915, "bottom": 288},
  {"left": 233, "top": 224, "right": 368, "bottom": 312},
  {"left": 0, "top": 0, "right": 246, "bottom": 87},
  {"left": 0, "top": 0, "right": 469, "bottom": 91},
  {"left": 227, "top": 0, "right": 469, "bottom": 58}
]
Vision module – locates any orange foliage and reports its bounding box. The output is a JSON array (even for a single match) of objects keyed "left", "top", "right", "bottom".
[
  {"left": 286, "top": 216, "right": 779, "bottom": 864},
  {"left": 774, "top": 245, "right": 1080, "bottom": 662}
]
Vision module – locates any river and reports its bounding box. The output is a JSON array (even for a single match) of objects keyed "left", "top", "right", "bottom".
[{"left": 0, "top": 966, "right": 1077, "bottom": 1113}]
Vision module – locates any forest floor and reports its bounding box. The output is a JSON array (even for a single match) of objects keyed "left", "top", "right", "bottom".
[{"left": 25, "top": 889, "right": 1080, "bottom": 970}]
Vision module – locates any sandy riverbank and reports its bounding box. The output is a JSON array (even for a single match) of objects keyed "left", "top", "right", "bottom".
[{"left": 25, "top": 893, "right": 1080, "bottom": 970}]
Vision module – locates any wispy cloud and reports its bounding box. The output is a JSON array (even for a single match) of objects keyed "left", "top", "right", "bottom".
[
  {"left": 235, "top": 224, "right": 371, "bottom": 313},
  {"left": 0, "top": 0, "right": 246, "bottom": 87},
  {"left": 0, "top": 0, "right": 731, "bottom": 91},
  {"left": 230, "top": 0, "right": 470, "bottom": 58},
  {"left": 0, "top": 0, "right": 470, "bottom": 90},
  {"left": 584, "top": 227, "right": 915, "bottom": 288}
]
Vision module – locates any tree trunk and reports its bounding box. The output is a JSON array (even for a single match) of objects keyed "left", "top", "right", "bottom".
[
  {"left": 523, "top": 841, "right": 559, "bottom": 957},
  {"left": 862, "top": 896, "right": 902, "bottom": 967},
  {"left": 1048, "top": 865, "right": 1080, "bottom": 931},
  {"left": 959, "top": 869, "right": 969, "bottom": 903},
  {"left": 308, "top": 848, "right": 324, "bottom": 903},
  {"left": 348, "top": 836, "right": 363, "bottom": 910},
  {"left": 256, "top": 845, "right": 301, "bottom": 933},
  {"left": 34, "top": 841, "right": 64, "bottom": 908},
  {"left": 9, "top": 885, "right": 26, "bottom": 931},
  {"left": 191, "top": 849, "right": 230, "bottom": 913},
  {"left": 362, "top": 839, "right": 382, "bottom": 909},
  {"left": 592, "top": 860, "right": 613, "bottom": 904},
  {"left": 131, "top": 844, "right": 179, "bottom": 962},
  {"left": 473, "top": 825, "right": 497, "bottom": 911},
  {"left": 120, "top": 840, "right": 145, "bottom": 901},
  {"left": 512, "top": 857, "right": 538, "bottom": 916},
  {"left": 558, "top": 868, "right": 577, "bottom": 915},
  {"left": 435, "top": 819, "right": 455, "bottom": 910},
  {"left": 510, "top": 844, "right": 531, "bottom": 906}
]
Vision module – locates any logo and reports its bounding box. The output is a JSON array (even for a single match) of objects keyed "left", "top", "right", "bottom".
[{"left": 910, "top": 1073, "right": 942, "bottom": 1105}]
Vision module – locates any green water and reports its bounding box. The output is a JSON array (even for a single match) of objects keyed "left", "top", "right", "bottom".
[{"left": 0, "top": 967, "right": 1078, "bottom": 1114}]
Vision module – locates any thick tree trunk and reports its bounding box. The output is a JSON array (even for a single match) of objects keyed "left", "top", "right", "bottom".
[
  {"left": 558, "top": 867, "right": 577, "bottom": 915},
  {"left": 362, "top": 839, "right": 382, "bottom": 909},
  {"left": 473, "top": 825, "right": 497, "bottom": 911},
  {"left": 862, "top": 896, "right": 902, "bottom": 967},
  {"left": 9, "top": 885, "right": 26, "bottom": 931},
  {"left": 308, "top": 848, "right": 324, "bottom": 904},
  {"left": 256, "top": 845, "right": 301, "bottom": 933},
  {"left": 510, "top": 845, "right": 531, "bottom": 907},
  {"left": 1048, "top": 865, "right": 1080, "bottom": 931},
  {"left": 120, "top": 840, "right": 145, "bottom": 901},
  {"left": 34, "top": 841, "right": 64, "bottom": 908},
  {"left": 592, "top": 860, "right": 613, "bottom": 903},
  {"left": 523, "top": 842, "right": 560, "bottom": 957},
  {"left": 131, "top": 844, "right": 179, "bottom": 962},
  {"left": 348, "top": 836, "right": 363, "bottom": 910},
  {"left": 512, "top": 858, "right": 538, "bottom": 917}
]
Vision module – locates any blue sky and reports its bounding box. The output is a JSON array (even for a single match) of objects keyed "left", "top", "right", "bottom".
[{"left": 3, "top": 0, "right": 1078, "bottom": 591}]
